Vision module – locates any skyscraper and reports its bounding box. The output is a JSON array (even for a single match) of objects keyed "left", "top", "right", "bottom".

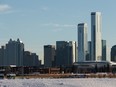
[
  {"left": 111, "top": 45, "right": 116, "bottom": 62},
  {"left": 68, "top": 41, "right": 77, "bottom": 64},
  {"left": 78, "top": 23, "right": 88, "bottom": 62},
  {"left": 55, "top": 41, "right": 77, "bottom": 67},
  {"left": 5, "top": 38, "right": 24, "bottom": 66},
  {"left": 86, "top": 41, "right": 92, "bottom": 61},
  {"left": 101, "top": 40, "right": 110, "bottom": 61},
  {"left": 44, "top": 45, "right": 55, "bottom": 67},
  {"left": 91, "top": 12, "right": 102, "bottom": 61},
  {"left": 0, "top": 46, "right": 6, "bottom": 66},
  {"left": 102, "top": 40, "right": 106, "bottom": 61}
]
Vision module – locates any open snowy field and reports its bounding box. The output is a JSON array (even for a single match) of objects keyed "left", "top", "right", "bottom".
[{"left": 0, "top": 78, "right": 116, "bottom": 87}]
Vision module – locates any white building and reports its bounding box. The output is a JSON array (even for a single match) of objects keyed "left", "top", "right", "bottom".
[
  {"left": 91, "top": 12, "right": 102, "bottom": 61},
  {"left": 78, "top": 23, "right": 88, "bottom": 62},
  {"left": 68, "top": 41, "right": 77, "bottom": 63}
]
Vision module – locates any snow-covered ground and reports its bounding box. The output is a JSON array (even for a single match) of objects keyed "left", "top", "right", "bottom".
[{"left": 0, "top": 78, "right": 116, "bottom": 87}]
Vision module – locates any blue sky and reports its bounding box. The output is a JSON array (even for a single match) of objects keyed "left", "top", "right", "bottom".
[{"left": 0, "top": 0, "right": 116, "bottom": 62}]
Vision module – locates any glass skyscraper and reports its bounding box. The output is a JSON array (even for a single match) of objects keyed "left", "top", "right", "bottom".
[
  {"left": 55, "top": 41, "right": 77, "bottom": 67},
  {"left": 5, "top": 38, "right": 24, "bottom": 66},
  {"left": 78, "top": 23, "right": 88, "bottom": 62},
  {"left": 91, "top": 12, "right": 102, "bottom": 61},
  {"left": 44, "top": 45, "right": 55, "bottom": 67}
]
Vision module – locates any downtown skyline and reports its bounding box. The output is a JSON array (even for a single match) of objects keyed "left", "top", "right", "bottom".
[{"left": 0, "top": 0, "right": 116, "bottom": 62}]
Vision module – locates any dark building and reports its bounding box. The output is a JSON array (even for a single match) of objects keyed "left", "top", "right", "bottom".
[
  {"left": 102, "top": 40, "right": 106, "bottom": 61},
  {"left": 0, "top": 46, "right": 6, "bottom": 66},
  {"left": 24, "top": 51, "right": 40, "bottom": 67},
  {"left": 0, "top": 39, "right": 41, "bottom": 67},
  {"left": 24, "top": 51, "right": 31, "bottom": 66},
  {"left": 86, "top": 41, "right": 91, "bottom": 61},
  {"left": 5, "top": 38, "right": 24, "bottom": 66},
  {"left": 55, "top": 41, "right": 67, "bottom": 67},
  {"left": 44, "top": 45, "right": 55, "bottom": 67},
  {"left": 31, "top": 53, "right": 40, "bottom": 66},
  {"left": 111, "top": 45, "right": 116, "bottom": 62},
  {"left": 55, "top": 41, "right": 76, "bottom": 67}
]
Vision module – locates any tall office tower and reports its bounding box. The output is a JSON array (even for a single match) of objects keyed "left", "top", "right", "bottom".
[
  {"left": 69, "top": 41, "right": 77, "bottom": 63},
  {"left": 5, "top": 38, "right": 24, "bottom": 66},
  {"left": 78, "top": 23, "right": 88, "bottom": 62},
  {"left": 102, "top": 40, "right": 106, "bottom": 61},
  {"left": 44, "top": 45, "right": 55, "bottom": 67},
  {"left": 86, "top": 41, "right": 92, "bottom": 61},
  {"left": 55, "top": 41, "right": 67, "bottom": 67},
  {"left": 111, "top": 45, "right": 116, "bottom": 62},
  {"left": 91, "top": 12, "right": 102, "bottom": 61},
  {"left": 55, "top": 41, "right": 77, "bottom": 67},
  {"left": 0, "top": 46, "right": 6, "bottom": 66}
]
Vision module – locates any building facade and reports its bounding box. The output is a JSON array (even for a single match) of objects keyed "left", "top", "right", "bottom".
[
  {"left": 24, "top": 51, "right": 40, "bottom": 67},
  {"left": 0, "top": 46, "right": 6, "bottom": 66},
  {"left": 44, "top": 45, "right": 55, "bottom": 67},
  {"left": 78, "top": 23, "right": 88, "bottom": 62},
  {"left": 91, "top": 12, "right": 102, "bottom": 61},
  {"left": 86, "top": 41, "right": 92, "bottom": 61},
  {"left": 55, "top": 41, "right": 77, "bottom": 67},
  {"left": 69, "top": 41, "right": 77, "bottom": 63},
  {"left": 111, "top": 45, "right": 116, "bottom": 62},
  {"left": 5, "top": 39, "right": 24, "bottom": 66},
  {"left": 102, "top": 40, "right": 107, "bottom": 61}
]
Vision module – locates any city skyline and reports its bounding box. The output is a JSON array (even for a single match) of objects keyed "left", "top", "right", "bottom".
[{"left": 0, "top": 0, "right": 116, "bottom": 62}]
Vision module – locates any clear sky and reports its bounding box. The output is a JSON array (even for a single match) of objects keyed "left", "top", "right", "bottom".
[{"left": 0, "top": 0, "right": 116, "bottom": 62}]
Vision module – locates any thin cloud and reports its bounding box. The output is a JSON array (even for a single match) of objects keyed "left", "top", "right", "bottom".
[
  {"left": 42, "top": 23, "right": 76, "bottom": 28},
  {"left": 52, "top": 28, "right": 63, "bottom": 32},
  {"left": 0, "top": 4, "right": 11, "bottom": 12}
]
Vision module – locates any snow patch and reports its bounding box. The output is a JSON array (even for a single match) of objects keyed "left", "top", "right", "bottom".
[{"left": 0, "top": 78, "right": 115, "bottom": 87}]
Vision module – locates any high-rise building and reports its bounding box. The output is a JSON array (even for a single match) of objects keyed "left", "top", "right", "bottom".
[
  {"left": 44, "top": 45, "right": 55, "bottom": 67},
  {"left": 102, "top": 40, "right": 110, "bottom": 61},
  {"left": 5, "top": 38, "right": 24, "bottom": 66},
  {"left": 55, "top": 41, "right": 77, "bottom": 67},
  {"left": 111, "top": 45, "right": 116, "bottom": 62},
  {"left": 91, "top": 12, "right": 102, "bottom": 61},
  {"left": 0, "top": 46, "right": 6, "bottom": 66},
  {"left": 55, "top": 41, "right": 67, "bottom": 67},
  {"left": 0, "top": 39, "right": 41, "bottom": 67},
  {"left": 86, "top": 41, "right": 91, "bottom": 61},
  {"left": 102, "top": 40, "right": 106, "bottom": 61},
  {"left": 78, "top": 23, "right": 88, "bottom": 62},
  {"left": 24, "top": 51, "right": 40, "bottom": 66},
  {"left": 69, "top": 41, "right": 77, "bottom": 63}
]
